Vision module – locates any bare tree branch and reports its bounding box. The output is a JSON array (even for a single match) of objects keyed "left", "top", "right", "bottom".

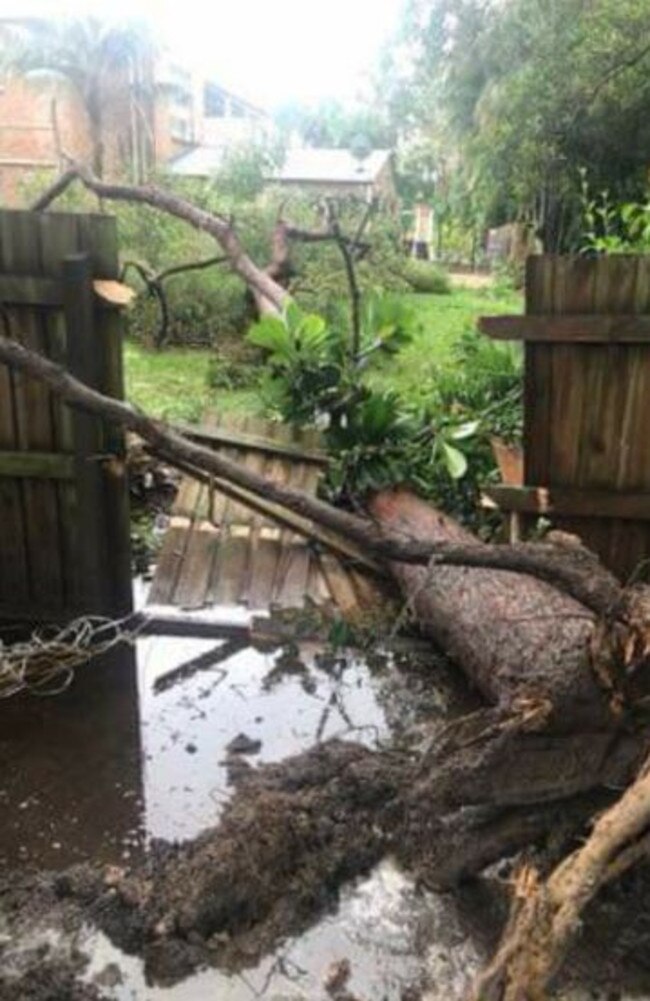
[
  {"left": 326, "top": 200, "right": 362, "bottom": 361},
  {"left": 29, "top": 162, "right": 288, "bottom": 315},
  {"left": 121, "top": 255, "right": 228, "bottom": 347}
]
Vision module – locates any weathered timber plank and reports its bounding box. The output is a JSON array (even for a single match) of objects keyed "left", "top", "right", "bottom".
[
  {"left": 4, "top": 212, "right": 64, "bottom": 610},
  {"left": 485, "top": 485, "right": 650, "bottom": 520},
  {"left": 0, "top": 215, "right": 29, "bottom": 604},
  {"left": 147, "top": 517, "right": 194, "bottom": 605},
  {"left": 208, "top": 525, "right": 251, "bottom": 605},
  {"left": 63, "top": 253, "right": 108, "bottom": 613},
  {"left": 273, "top": 460, "right": 317, "bottom": 609},
  {"left": 174, "top": 420, "right": 328, "bottom": 464},
  {"left": 85, "top": 214, "right": 132, "bottom": 615},
  {"left": 246, "top": 452, "right": 286, "bottom": 608},
  {"left": 0, "top": 451, "right": 74, "bottom": 478},
  {"left": 524, "top": 256, "right": 554, "bottom": 487},
  {"left": 174, "top": 521, "right": 220, "bottom": 610},
  {"left": 154, "top": 456, "right": 382, "bottom": 575},
  {"left": 39, "top": 211, "right": 83, "bottom": 614},
  {"left": 0, "top": 274, "right": 63, "bottom": 305},
  {"left": 0, "top": 275, "right": 120, "bottom": 308},
  {"left": 481, "top": 314, "right": 650, "bottom": 342}
]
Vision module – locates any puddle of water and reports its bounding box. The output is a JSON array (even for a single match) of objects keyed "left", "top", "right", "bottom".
[
  {"left": 0, "top": 599, "right": 478, "bottom": 1000},
  {"left": 0, "top": 644, "right": 143, "bottom": 870},
  {"left": 138, "top": 636, "right": 390, "bottom": 842},
  {"left": 79, "top": 858, "right": 481, "bottom": 1001}
]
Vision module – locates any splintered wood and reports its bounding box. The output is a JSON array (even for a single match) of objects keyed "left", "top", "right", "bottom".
[{"left": 148, "top": 415, "right": 385, "bottom": 615}]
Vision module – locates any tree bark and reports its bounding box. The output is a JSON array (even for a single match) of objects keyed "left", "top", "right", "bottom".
[
  {"left": 370, "top": 488, "right": 650, "bottom": 731},
  {"left": 31, "top": 163, "right": 289, "bottom": 315}
]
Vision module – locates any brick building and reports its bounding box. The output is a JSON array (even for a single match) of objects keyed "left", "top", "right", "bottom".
[{"left": 0, "top": 43, "right": 272, "bottom": 205}]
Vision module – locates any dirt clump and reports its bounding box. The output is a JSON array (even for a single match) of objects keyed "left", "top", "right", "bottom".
[
  {"left": 0, "top": 964, "right": 109, "bottom": 1001},
  {"left": 74, "top": 739, "right": 405, "bottom": 984}
]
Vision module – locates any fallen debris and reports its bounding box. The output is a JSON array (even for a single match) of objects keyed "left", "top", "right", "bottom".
[{"left": 225, "top": 732, "right": 263, "bottom": 756}]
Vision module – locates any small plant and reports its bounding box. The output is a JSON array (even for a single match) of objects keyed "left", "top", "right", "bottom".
[
  {"left": 579, "top": 169, "right": 650, "bottom": 254},
  {"left": 206, "top": 355, "right": 259, "bottom": 391}
]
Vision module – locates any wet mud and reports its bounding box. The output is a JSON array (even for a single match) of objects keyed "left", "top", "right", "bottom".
[{"left": 3, "top": 627, "right": 650, "bottom": 1000}]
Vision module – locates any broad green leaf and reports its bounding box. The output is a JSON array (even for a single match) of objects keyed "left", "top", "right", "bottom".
[
  {"left": 441, "top": 442, "right": 468, "bottom": 479},
  {"left": 450, "top": 420, "right": 480, "bottom": 440},
  {"left": 247, "top": 316, "right": 290, "bottom": 354}
]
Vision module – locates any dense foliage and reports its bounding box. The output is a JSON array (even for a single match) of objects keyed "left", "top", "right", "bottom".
[
  {"left": 382, "top": 0, "right": 650, "bottom": 253},
  {"left": 248, "top": 297, "right": 522, "bottom": 523}
]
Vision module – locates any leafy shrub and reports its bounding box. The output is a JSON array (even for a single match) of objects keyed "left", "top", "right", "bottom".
[
  {"left": 406, "top": 327, "right": 523, "bottom": 526},
  {"left": 125, "top": 268, "right": 252, "bottom": 347},
  {"left": 291, "top": 208, "right": 412, "bottom": 323},
  {"left": 206, "top": 353, "right": 259, "bottom": 390},
  {"left": 580, "top": 170, "right": 650, "bottom": 254},
  {"left": 399, "top": 259, "right": 452, "bottom": 294},
  {"left": 247, "top": 297, "right": 484, "bottom": 503}
]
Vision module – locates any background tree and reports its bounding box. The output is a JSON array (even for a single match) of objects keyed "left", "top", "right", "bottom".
[
  {"left": 275, "top": 98, "right": 394, "bottom": 150},
  {"left": 381, "top": 0, "right": 650, "bottom": 251}
]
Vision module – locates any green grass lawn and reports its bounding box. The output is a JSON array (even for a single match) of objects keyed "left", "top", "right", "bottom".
[
  {"left": 123, "top": 340, "right": 263, "bottom": 423},
  {"left": 123, "top": 283, "right": 522, "bottom": 423},
  {"left": 371, "top": 285, "right": 523, "bottom": 397}
]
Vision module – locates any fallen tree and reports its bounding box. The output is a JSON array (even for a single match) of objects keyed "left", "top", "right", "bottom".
[
  {"left": 3, "top": 332, "right": 650, "bottom": 994},
  {"left": 31, "top": 162, "right": 373, "bottom": 326},
  {"left": 8, "top": 161, "right": 650, "bottom": 992},
  {"left": 0, "top": 331, "right": 626, "bottom": 618}
]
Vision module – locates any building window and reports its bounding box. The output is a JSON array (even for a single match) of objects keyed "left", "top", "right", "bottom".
[
  {"left": 171, "top": 117, "right": 191, "bottom": 141},
  {"left": 204, "top": 84, "right": 226, "bottom": 118}
]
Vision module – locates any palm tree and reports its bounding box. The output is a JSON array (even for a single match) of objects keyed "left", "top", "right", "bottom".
[{"left": 1, "top": 16, "right": 157, "bottom": 179}]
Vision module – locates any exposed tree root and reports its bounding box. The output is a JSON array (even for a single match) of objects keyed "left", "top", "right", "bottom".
[{"left": 467, "top": 752, "right": 650, "bottom": 1001}]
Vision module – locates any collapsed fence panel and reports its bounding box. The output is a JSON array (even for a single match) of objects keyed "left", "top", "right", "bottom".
[{"left": 0, "top": 209, "right": 131, "bottom": 622}]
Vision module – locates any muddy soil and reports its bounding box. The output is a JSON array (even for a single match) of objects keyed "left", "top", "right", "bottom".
[
  {"left": 3, "top": 635, "right": 650, "bottom": 1000},
  {"left": 0, "top": 965, "right": 110, "bottom": 1001}
]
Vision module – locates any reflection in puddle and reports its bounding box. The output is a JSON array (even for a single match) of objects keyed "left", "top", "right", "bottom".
[
  {"left": 0, "top": 609, "right": 474, "bottom": 1000},
  {"left": 138, "top": 636, "right": 390, "bottom": 842},
  {"left": 81, "top": 859, "right": 482, "bottom": 1001}
]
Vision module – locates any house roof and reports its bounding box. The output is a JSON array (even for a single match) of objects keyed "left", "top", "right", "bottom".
[
  {"left": 168, "top": 145, "right": 228, "bottom": 177},
  {"left": 168, "top": 145, "right": 393, "bottom": 183},
  {"left": 273, "top": 148, "right": 392, "bottom": 185}
]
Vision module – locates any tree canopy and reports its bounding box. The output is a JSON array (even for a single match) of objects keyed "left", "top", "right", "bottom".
[{"left": 381, "top": 0, "right": 650, "bottom": 250}]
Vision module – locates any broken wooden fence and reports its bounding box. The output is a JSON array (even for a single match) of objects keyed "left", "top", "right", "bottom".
[
  {"left": 149, "top": 414, "right": 387, "bottom": 616},
  {"left": 481, "top": 254, "right": 650, "bottom": 581},
  {"left": 0, "top": 209, "right": 131, "bottom": 622}
]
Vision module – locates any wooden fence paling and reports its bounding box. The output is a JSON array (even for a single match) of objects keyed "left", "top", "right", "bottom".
[
  {"left": 481, "top": 254, "right": 650, "bottom": 581},
  {"left": 0, "top": 209, "right": 131, "bottom": 622},
  {"left": 63, "top": 254, "right": 108, "bottom": 613}
]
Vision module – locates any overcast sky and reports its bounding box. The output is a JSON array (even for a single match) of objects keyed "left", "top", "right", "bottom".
[{"left": 2, "top": 0, "right": 405, "bottom": 107}]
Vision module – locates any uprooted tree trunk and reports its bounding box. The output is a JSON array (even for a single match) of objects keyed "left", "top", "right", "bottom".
[{"left": 71, "top": 483, "right": 650, "bottom": 995}]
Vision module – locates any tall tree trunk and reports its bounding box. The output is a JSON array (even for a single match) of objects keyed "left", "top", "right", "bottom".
[{"left": 87, "top": 94, "right": 104, "bottom": 179}]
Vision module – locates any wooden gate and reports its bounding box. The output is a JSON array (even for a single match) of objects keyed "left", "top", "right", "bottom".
[
  {"left": 481, "top": 254, "right": 650, "bottom": 581},
  {"left": 0, "top": 209, "right": 131, "bottom": 622}
]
